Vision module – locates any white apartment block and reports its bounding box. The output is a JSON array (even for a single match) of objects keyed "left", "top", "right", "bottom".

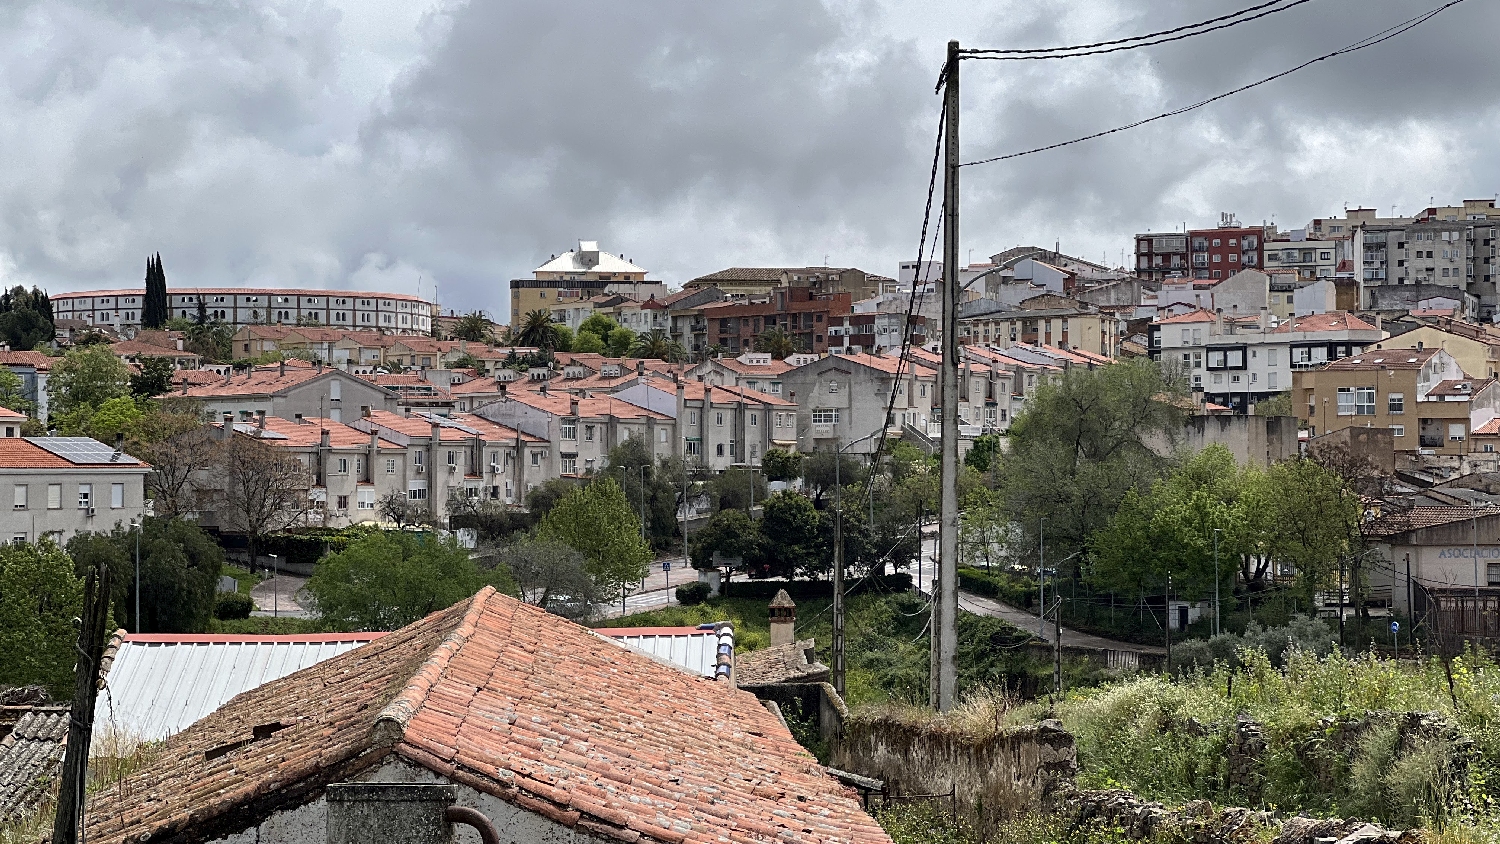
[
  {"left": 0, "top": 437, "right": 150, "bottom": 545},
  {"left": 52, "top": 288, "right": 436, "bottom": 336}
]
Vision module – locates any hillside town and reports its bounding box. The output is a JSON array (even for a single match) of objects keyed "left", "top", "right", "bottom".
[{"left": 8, "top": 1, "right": 1500, "bottom": 842}]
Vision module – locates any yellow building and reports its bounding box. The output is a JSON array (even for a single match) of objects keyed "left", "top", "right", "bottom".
[{"left": 1374, "top": 320, "right": 1500, "bottom": 379}]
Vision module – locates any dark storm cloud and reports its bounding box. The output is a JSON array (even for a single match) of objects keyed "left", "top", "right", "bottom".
[{"left": 0, "top": 0, "right": 1495, "bottom": 316}]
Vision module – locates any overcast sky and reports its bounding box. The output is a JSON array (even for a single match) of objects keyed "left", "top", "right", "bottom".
[{"left": 2, "top": 0, "right": 1495, "bottom": 321}]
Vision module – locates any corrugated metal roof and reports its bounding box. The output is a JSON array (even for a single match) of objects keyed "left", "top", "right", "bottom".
[
  {"left": 594, "top": 626, "right": 730, "bottom": 679},
  {"left": 96, "top": 634, "right": 383, "bottom": 742}
]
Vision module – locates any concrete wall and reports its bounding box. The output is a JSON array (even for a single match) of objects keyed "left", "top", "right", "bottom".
[
  {"left": 834, "top": 717, "right": 1076, "bottom": 830},
  {"left": 1175, "top": 415, "right": 1299, "bottom": 467}
]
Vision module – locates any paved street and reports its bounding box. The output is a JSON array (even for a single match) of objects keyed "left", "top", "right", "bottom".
[
  {"left": 250, "top": 573, "right": 314, "bottom": 619},
  {"left": 913, "top": 529, "right": 1164, "bottom": 655}
]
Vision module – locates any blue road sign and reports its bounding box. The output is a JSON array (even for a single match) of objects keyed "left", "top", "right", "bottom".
[
  {"left": 662, "top": 561, "right": 671, "bottom": 572},
  {"left": 1391, "top": 621, "right": 1400, "bottom": 633}
]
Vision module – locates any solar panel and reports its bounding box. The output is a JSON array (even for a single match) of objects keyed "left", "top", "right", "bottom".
[{"left": 27, "top": 437, "right": 139, "bottom": 464}]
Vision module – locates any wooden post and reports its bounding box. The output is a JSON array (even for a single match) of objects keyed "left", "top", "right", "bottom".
[{"left": 52, "top": 562, "right": 111, "bottom": 844}]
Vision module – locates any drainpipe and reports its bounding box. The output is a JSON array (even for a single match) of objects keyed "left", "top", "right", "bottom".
[{"left": 325, "top": 783, "right": 500, "bottom": 844}]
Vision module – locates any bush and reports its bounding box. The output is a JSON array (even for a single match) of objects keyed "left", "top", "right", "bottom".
[
  {"left": 675, "top": 582, "right": 712, "bottom": 606},
  {"left": 214, "top": 591, "right": 254, "bottom": 620},
  {"left": 725, "top": 573, "right": 912, "bottom": 600},
  {"left": 958, "top": 567, "right": 1036, "bottom": 608}
]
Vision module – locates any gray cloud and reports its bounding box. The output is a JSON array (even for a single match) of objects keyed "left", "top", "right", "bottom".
[{"left": 0, "top": 0, "right": 1495, "bottom": 318}]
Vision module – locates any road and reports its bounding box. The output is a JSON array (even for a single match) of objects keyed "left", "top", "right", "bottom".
[
  {"left": 913, "top": 530, "right": 1164, "bottom": 655},
  {"left": 250, "top": 573, "right": 314, "bottom": 619}
]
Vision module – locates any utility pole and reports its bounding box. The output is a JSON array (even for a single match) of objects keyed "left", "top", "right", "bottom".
[
  {"left": 1038, "top": 518, "right": 1047, "bottom": 637},
  {"left": 1212, "top": 528, "right": 1221, "bottom": 636},
  {"left": 52, "top": 562, "right": 111, "bottom": 844},
  {"left": 931, "top": 38, "right": 961, "bottom": 712},
  {"left": 833, "top": 440, "right": 845, "bottom": 697},
  {"left": 1164, "top": 573, "right": 1172, "bottom": 668},
  {"left": 1052, "top": 582, "right": 1062, "bottom": 697}
]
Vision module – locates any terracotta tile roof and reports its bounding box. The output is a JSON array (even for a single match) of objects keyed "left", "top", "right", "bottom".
[
  {"left": 112, "top": 339, "right": 200, "bottom": 358},
  {"left": 221, "top": 417, "right": 402, "bottom": 449},
  {"left": 816, "top": 351, "right": 934, "bottom": 377},
  {"left": 735, "top": 640, "right": 830, "bottom": 686},
  {"left": 675, "top": 381, "right": 795, "bottom": 407},
  {"left": 1321, "top": 348, "right": 1439, "bottom": 371},
  {"left": 54, "top": 287, "right": 429, "bottom": 303},
  {"left": 179, "top": 361, "right": 330, "bottom": 398},
  {"left": 0, "top": 407, "right": 25, "bottom": 421},
  {"left": 448, "top": 377, "right": 505, "bottom": 395},
  {"left": 1428, "top": 378, "right": 1495, "bottom": 397},
  {"left": 505, "top": 390, "right": 674, "bottom": 421},
  {"left": 83, "top": 589, "right": 889, "bottom": 844},
  {"left": 363, "top": 410, "right": 541, "bottom": 443},
  {"left": 1154, "top": 309, "right": 1217, "bottom": 324},
  {"left": 1474, "top": 418, "right": 1500, "bottom": 436},
  {"left": 0, "top": 706, "right": 68, "bottom": 822},
  {"left": 711, "top": 358, "right": 793, "bottom": 376},
  {"left": 0, "top": 438, "right": 147, "bottom": 469},
  {"left": 1364, "top": 505, "right": 1496, "bottom": 537},
  {"left": 1270, "top": 312, "right": 1380, "bottom": 333},
  {"left": 0, "top": 351, "right": 55, "bottom": 371}
]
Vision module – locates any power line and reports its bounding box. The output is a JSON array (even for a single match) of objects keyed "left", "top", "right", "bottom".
[
  {"left": 961, "top": 0, "right": 1469, "bottom": 168},
  {"left": 961, "top": 0, "right": 1318, "bottom": 61}
]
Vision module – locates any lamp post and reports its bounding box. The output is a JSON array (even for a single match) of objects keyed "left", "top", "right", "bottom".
[
  {"left": 130, "top": 520, "right": 142, "bottom": 633},
  {"left": 268, "top": 554, "right": 280, "bottom": 618},
  {"left": 832, "top": 426, "right": 887, "bottom": 697},
  {"left": 1212, "top": 528, "right": 1222, "bottom": 636}
]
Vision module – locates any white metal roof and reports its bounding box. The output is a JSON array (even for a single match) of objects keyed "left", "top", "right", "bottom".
[
  {"left": 96, "top": 634, "right": 382, "bottom": 743},
  {"left": 534, "top": 243, "right": 647, "bottom": 275},
  {"left": 594, "top": 625, "right": 732, "bottom": 680}
]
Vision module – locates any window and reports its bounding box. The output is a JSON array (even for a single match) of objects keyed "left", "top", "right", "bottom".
[
  {"left": 561, "top": 419, "right": 577, "bottom": 440},
  {"left": 358, "top": 489, "right": 376, "bottom": 509},
  {"left": 812, "top": 409, "right": 840, "bottom": 424},
  {"left": 1390, "top": 425, "right": 1405, "bottom": 437},
  {"left": 750, "top": 413, "right": 759, "bottom": 426},
  {"left": 531, "top": 451, "right": 541, "bottom": 467},
  {"left": 413, "top": 451, "right": 425, "bottom": 468},
  {"left": 658, "top": 429, "right": 668, "bottom": 443},
  {"left": 337, "top": 457, "right": 349, "bottom": 474},
  {"left": 386, "top": 458, "right": 397, "bottom": 474},
  {"left": 716, "top": 443, "right": 725, "bottom": 457},
  {"left": 47, "top": 484, "right": 60, "bottom": 509},
  {"left": 715, "top": 412, "right": 725, "bottom": 426},
  {"left": 688, "top": 411, "right": 699, "bottom": 426},
  {"left": 1388, "top": 393, "right": 1405, "bottom": 414},
  {"left": 1337, "top": 387, "right": 1375, "bottom": 415},
  {"left": 1268, "top": 373, "right": 1278, "bottom": 389},
  {"left": 584, "top": 425, "right": 595, "bottom": 442},
  {"left": 408, "top": 483, "right": 428, "bottom": 501},
  {"left": 446, "top": 450, "right": 458, "bottom": 467},
  {"left": 336, "top": 495, "right": 349, "bottom": 510},
  {"left": 1451, "top": 424, "right": 1467, "bottom": 442},
  {"left": 12, "top": 484, "right": 25, "bottom": 510},
  {"left": 356, "top": 458, "right": 364, "bottom": 476},
  {"left": 561, "top": 456, "right": 577, "bottom": 474},
  {"left": 1267, "top": 349, "right": 1278, "bottom": 366},
  {"left": 78, "top": 484, "right": 92, "bottom": 510},
  {"left": 111, "top": 484, "right": 123, "bottom": 508},
  {"left": 685, "top": 439, "right": 702, "bottom": 456},
  {"left": 828, "top": 381, "right": 839, "bottom": 394}
]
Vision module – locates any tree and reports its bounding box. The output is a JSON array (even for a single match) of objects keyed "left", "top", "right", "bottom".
[
  {"left": 64, "top": 394, "right": 143, "bottom": 442},
  {"left": 0, "top": 540, "right": 84, "bottom": 697},
  {"left": 605, "top": 437, "right": 682, "bottom": 551},
  {"left": 689, "top": 509, "right": 760, "bottom": 570},
  {"left": 524, "top": 478, "right": 580, "bottom": 520},
  {"left": 802, "top": 449, "right": 864, "bottom": 506},
  {"left": 48, "top": 343, "right": 131, "bottom": 421},
  {"left": 754, "top": 491, "right": 822, "bottom": 578},
  {"left": 377, "top": 491, "right": 431, "bottom": 530},
  {"left": 487, "top": 538, "right": 601, "bottom": 621},
  {"left": 1254, "top": 391, "right": 1294, "bottom": 417},
  {"left": 754, "top": 329, "right": 799, "bottom": 360},
  {"left": 761, "top": 448, "right": 803, "bottom": 483},
  {"left": 606, "top": 326, "right": 635, "bottom": 358},
  {"left": 131, "top": 401, "right": 218, "bottom": 518},
  {"left": 69, "top": 517, "right": 221, "bottom": 634},
  {"left": 308, "top": 531, "right": 502, "bottom": 630},
  {"left": 195, "top": 295, "right": 209, "bottom": 326},
  {"left": 707, "top": 467, "right": 767, "bottom": 512},
  {"left": 515, "top": 309, "right": 560, "bottom": 350},
  {"left": 0, "top": 367, "right": 35, "bottom": 416},
  {"left": 632, "top": 329, "right": 686, "bottom": 363},
  {"left": 964, "top": 433, "right": 1002, "bottom": 473},
  {"left": 446, "top": 492, "right": 533, "bottom": 542},
  {"left": 215, "top": 434, "right": 312, "bottom": 571},
  {"left": 996, "top": 358, "right": 1184, "bottom": 564},
  {"left": 452, "top": 311, "right": 493, "bottom": 342},
  {"left": 552, "top": 325, "right": 575, "bottom": 352},
  {"left": 0, "top": 285, "right": 55, "bottom": 351},
  {"left": 578, "top": 313, "right": 619, "bottom": 346},
  {"left": 130, "top": 356, "right": 176, "bottom": 398},
  {"left": 142, "top": 253, "right": 168, "bottom": 330},
  {"left": 535, "top": 477, "right": 652, "bottom": 596},
  {"left": 572, "top": 331, "right": 606, "bottom": 354}
]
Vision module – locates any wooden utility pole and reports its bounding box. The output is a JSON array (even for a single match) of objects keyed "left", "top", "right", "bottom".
[
  {"left": 833, "top": 443, "right": 845, "bottom": 696},
  {"left": 52, "top": 563, "right": 112, "bottom": 844},
  {"left": 932, "top": 38, "right": 961, "bottom": 711}
]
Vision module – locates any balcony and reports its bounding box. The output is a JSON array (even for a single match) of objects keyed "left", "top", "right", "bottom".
[{"left": 1419, "top": 435, "right": 1444, "bottom": 449}]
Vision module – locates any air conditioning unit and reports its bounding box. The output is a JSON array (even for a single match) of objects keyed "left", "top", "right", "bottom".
[
  {"left": 415, "top": 464, "right": 425, "bottom": 474},
  {"left": 448, "top": 464, "right": 457, "bottom": 473},
  {"left": 489, "top": 463, "right": 501, "bottom": 475},
  {"left": 86, "top": 507, "right": 96, "bottom": 517}
]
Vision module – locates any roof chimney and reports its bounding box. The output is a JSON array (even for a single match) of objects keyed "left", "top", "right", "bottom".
[
  {"left": 179, "top": 377, "right": 187, "bottom": 395},
  {"left": 320, "top": 428, "right": 331, "bottom": 448},
  {"left": 499, "top": 382, "right": 507, "bottom": 399},
  {"left": 430, "top": 421, "right": 443, "bottom": 443},
  {"left": 223, "top": 368, "right": 232, "bottom": 385},
  {"left": 569, "top": 397, "right": 579, "bottom": 417},
  {"left": 256, "top": 410, "right": 266, "bottom": 429},
  {"left": 279, "top": 360, "right": 286, "bottom": 377},
  {"left": 636, "top": 360, "right": 645, "bottom": 376}
]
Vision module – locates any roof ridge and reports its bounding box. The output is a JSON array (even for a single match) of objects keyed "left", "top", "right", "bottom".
[{"left": 373, "top": 586, "right": 495, "bottom": 743}]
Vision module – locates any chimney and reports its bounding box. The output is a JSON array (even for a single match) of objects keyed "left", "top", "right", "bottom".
[
  {"left": 499, "top": 382, "right": 507, "bottom": 399},
  {"left": 256, "top": 410, "right": 266, "bottom": 429},
  {"left": 430, "top": 421, "right": 443, "bottom": 444},
  {"left": 1259, "top": 307, "right": 1269, "bottom": 332},
  {"left": 769, "top": 589, "right": 797, "bottom": 646},
  {"left": 569, "top": 397, "right": 579, "bottom": 417},
  {"left": 179, "top": 377, "right": 187, "bottom": 395},
  {"left": 279, "top": 360, "right": 286, "bottom": 377},
  {"left": 224, "top": 368, "right": 232, "bottom": 385},
  {"left": 219, "top": 412, "right": 234, "bottom": 440},
  {"left": 1214, "top": 308, "right": 1224, "bottom": 335},
  {"left": 539, "top": 382, "right": 548, "bottom": 395},
  {"left": 176, "top": 338, "right": 184, "bottom": 351},
  {"left": 636, "top": 360, "right": 645, "bottom": 376},
  {"left": 320, "top": 429, "right": 331, "bottom": 448}
]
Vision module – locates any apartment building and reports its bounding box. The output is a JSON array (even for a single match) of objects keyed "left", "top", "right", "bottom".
[
  {"left": 1375, "top": 319, "right": 1500, "bottom": 379},
  {"left": 697, "top": 287, "right": 853, "bottom": 355},
  {"left": 1293, "top": 347, "right": 1499, "bottom": 455},
  {"left": 353, "top": 411, "right": 541, "bottom": 518},
  {"left": 1263, "top": 236, "right": 1342, "bottom": 281},
  {"left": 689, "top": 352, "right": 797, "bottom": 398},
  {"left": 178, "top": 360, "right": 397, "bottom": 424},
  {"left": 684, "top": 266, "right": 882, "bottom": 302},
  {"left": 956, "top": 299, "right": 1118, "bottom": 357},
  {"left": 1155, "top": 309, "right": 1385, "bottom": 412},
  {"left": 1134, "top": 232, "right": 1190, "bottom": 282},
  {"left": 1135, "top": 216, "right": 1267, "bottom": 282},
  {"left": 508, "top": 241, "right": 666, "bottom": 326},
  {"left": 474, "top": 387, "right": 672, "bottom": 483},
  {"left": 0, "top": 437, "right": 150, "bottom": 544},
  {"left": 612, "top": 379, "right": 798, "bottom": 469},
  {"left": 0, "top": 351, "right": 55, "bottom": 420},
  {"left": 781, "top": 351, "right": 937, "bottom": 455},
  {"left": 52, "top": 288, "right": 435, "bottom": 335},
  {"left": 1351, "top": 201, "right": 1500, "bottom": 317}
]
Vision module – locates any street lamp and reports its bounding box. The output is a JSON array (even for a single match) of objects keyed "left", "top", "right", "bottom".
[
  {"left": 130, "top": 520, "right": 142, "bottom": 633},
  {"left": 832, "top": 425, "right": 889, "bottom": 697},
  {"left": 267, "top": 554, "right": 280, "bottom": 618}
]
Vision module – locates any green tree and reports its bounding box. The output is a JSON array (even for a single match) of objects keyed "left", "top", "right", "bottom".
[
  {"left": 761, "top": 448, "right": 803, "bottom": 483},
  {"left": 578, "top": 313, "right": 619, "bottom": 345},
  {"left": 605, "top": 437, "right": 682, "bottom": 551},
  {"left": 572, "top": 330, "right": 606, "bottom": 354},
  {"left": 69, "top": 517, "right": 221, "bottom": 634},
  {"left": 1254, "top": 391, "right": 1294, "bottom": 416},
  {"left": 451, "top": 311, "right": 493, "bottom": 342},
  {"left": 0, "top": 367, "right": 35, "bottom": 416},
  {"left": 754, "top": 491, "right": 822, "bottom": 579},
  {"left": 802, "top": 449, "right": 864, "bottom": 506},
  {"left": 130, "top": 356, "right": 176, "bottom": 397},
  {"left": 996, "top": 358, "right": 1184, "bottom": 563},
  {"left": 535, "top": 477, "right": 652, "bottom": 596},
  {"left": 142, "top": 253, "right": 169, "bottom": 330},
  {"left": 523, "top": 478, "right": 580, "bottom": 520},
  {"left": 0, "top": 540, "right": 84, "bottom": 697},
  {"left": 606, "top": 326, "right": 635, "bottom": 358},
  {"left": 48, "top": 343, "right": 132, "bottom": 422},
  {"left": 308, "top": 531, "right": 499, "bottom": 630},
  {"left": 754, "top": 328, "right": 799, "bottom": 360},
  {"left": 1244, "top": 457, "right": 1358, "bottom": 596},
  {"left": 0, "top": 285, "right": 55, "bottom": 351},
  {"left": 707, "top": 467, "right": 767, "bottom": 512},
  {"left": 514, "top": 309, "right": 559, "bottom": 350},
  {"left": 689, "top": 509, "right": 760, "bottom": 570},
  {"left": 552, "top": 324, "right": 575, "bottom": 352},
  {"left": 66, "top": 394, "right": 144, "bottom": 441},
  {"left": 632, "top": 329, "right": 686, "bottom": 363},
  {"left": 964, "top": 433, "right": 1002, "bottom": 473},
  {"left": 486, "top": 538, "right": 596, "bottom": 621}
]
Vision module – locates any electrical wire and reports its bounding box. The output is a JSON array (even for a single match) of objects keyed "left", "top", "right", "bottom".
[
  {"left": 961, "top": 0, "right": 1469, "bottom": 168},
  {"left": 961, "top": 0, "right": 1318, "bottom": 61}
]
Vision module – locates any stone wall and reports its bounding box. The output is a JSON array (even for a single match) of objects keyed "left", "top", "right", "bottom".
[
  {"left": 833, "top": 717, "right": 1076, "bottom": 829},
  {"left": 1072, "top": 790, "right": 1421, "bottom": 844}
]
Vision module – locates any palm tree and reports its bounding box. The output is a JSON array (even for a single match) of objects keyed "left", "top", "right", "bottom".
[
  {"left": 754, "top": 328, "right": 799, "bottom": 360},
  {"left": 514, "top": 309, "right": 558, "bottom": 350},
  {"left": 702, "top": 344, "right": 729, "bottom": 361},
  {"left": 632, "top": 329, "right": 687, "bottom": 363},
  {"left": 452, "top": 311, "right": 492, "bottom": 342}
]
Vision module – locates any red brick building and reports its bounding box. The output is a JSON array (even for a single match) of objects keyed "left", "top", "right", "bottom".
[
  {"left": 698, "top": 287, "right": 853, "bottom": 354},
  {"left": 1189, "top": 226, "right": 1265, "bottom": 280}
]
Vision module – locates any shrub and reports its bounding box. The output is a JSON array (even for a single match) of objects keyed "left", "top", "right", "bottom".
[
  {"left": 214, "top": 591, "right": 254, "bottom": 620},
  {"left": 675, "top": 582, "right": 711, "bottom": 606}
]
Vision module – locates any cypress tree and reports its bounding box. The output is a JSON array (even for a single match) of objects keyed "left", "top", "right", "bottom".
[{"left": 142, "top": 253, "right": 168, "bottom": 330}]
